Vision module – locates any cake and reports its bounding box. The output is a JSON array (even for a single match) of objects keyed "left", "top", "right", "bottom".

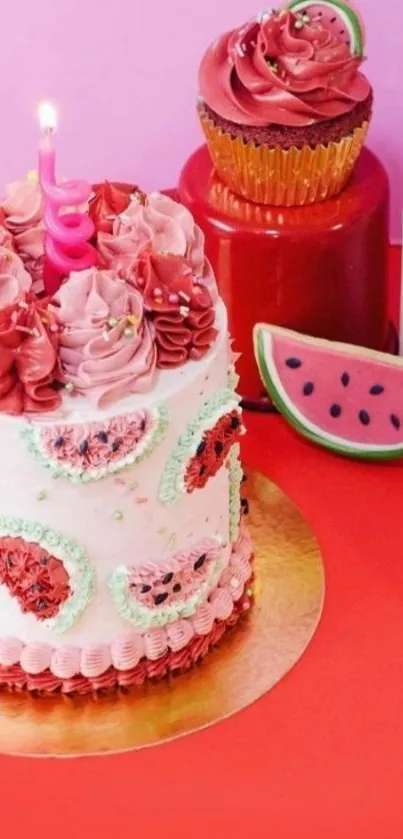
[
  {"left": 197, "top": 0, "right": 373, "bottom": 205},
  {"left": 0, "top": 180, "right": 252, "bottom": 695}
]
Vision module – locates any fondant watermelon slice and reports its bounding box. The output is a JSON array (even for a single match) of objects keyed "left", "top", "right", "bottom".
[
  {"left": 254, "top": 323, "right": 403, "bottom": 460},
  {"left": 288, "top": 0, "right": 365, "bottom": 57}
]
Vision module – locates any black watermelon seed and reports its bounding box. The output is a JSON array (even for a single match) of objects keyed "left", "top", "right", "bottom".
[
  {"left": 140, "top": 419, "right": 146, "bottom": 431},
  {"left": 242, "top": 473, "right": 247, "bottom": 482},
  {"left": 112, "top": 439, "right": 122, "bottom": 452},
  {"left": 96, "top": 431, "right": 109, "bottom": 444},
  {"left": 54, "top": 436, "right": 65, "bottom": 448},
  {"left": 40, "top": 556, "right": 48, "bottom": 566},
  {"left": 358, "top": 410, "right": 370, "bottom": 426},
  {"left": 369, "top": 384, "right": 384, "bottom": 395},
  {"left": 214, "top": 441, "right": 224, "bottom": 456},
  {"left": 303, "top": 382, "right": 314, "bottom": 396},
  {"left": 330, "top": 403, "right": 342, "bottom": 418},
  {"left": 285, "top": 357, "right": 302, "bottom": 369},
  {"left": 6, "top": 554, "right": 13, "bottom": 570},
  {"left": 30, "top": 583, "right": 41, "bottom": 592},
  {"left": 154, "top": 592, "right": 168, "bottom": 605},
  {"left": 199, "top": 465, "right": 206, "bottom": 477},
  {"left": 79, "top": 440, "right": 89, "bottom": 455},
  {"left": 162, "top": 572, "right": 174, "bottom": 585},
  {"left": 230, "top": 415, "right": 241, "bottom": 429},
  {"left": 194, "top": 554, "right": 207, "bottom": 571},
  {"left": 38, "top": 599, "right": 48, "bottom": 610},
  {"left": 341, "top": 372, "right": 350, "bottom": 387},
  {"left": 241, "top": 498, "right": 249, "bottom": 515},
  {"left": 197, "top": 441, "right": 206, "bottom": 456},
  {"left": 173, "top": 583, "right": 181, "bottom": 593},
  {"left": 390, "top": 414, "right": 400, "bottom": 430},
  {"left": 140, "top": 584, "right": 151, "bottom": 594}
]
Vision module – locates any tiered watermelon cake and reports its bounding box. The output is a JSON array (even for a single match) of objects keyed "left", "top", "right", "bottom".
[{"left": 0, "top": 180, "right": 252, "bottom": 696}]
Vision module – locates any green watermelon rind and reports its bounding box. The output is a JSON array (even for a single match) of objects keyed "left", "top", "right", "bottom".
[
  {"left": 288, "top": 0, "right": 364, "bottom": 57},
  {"left": 253, "top": 323, "right": 403, "bottom": 461}
]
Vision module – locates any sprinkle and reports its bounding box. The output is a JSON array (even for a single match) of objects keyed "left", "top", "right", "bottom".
[
  {"left": 155, "top": 297, "right": 163, "bottom": 306},
  {"left": 136, "top": 496, "right": 148, "bottom": 505},
  {"left": 124, "top": 327, "right": 134, "bottom": 338},
  {"left": 50, "top": 324, "right": 59, "bottom": 333},
  {"left": 153, "top": 287, "right": 163, "bottom": 299},
  {"left": 65, "top": 382, "right": 74, "bottom": 393},
  {"left": 129, "top": 481, "right": 139, "bottom": 491},
  {"left": 234, "top": 42, "right": 245, "bottom": 57},
  {"left": 126, "top": 314, "right": 140, "bottom": 326},
  {"left": 113, "top": 510, "right": 124, "bottom": 521},
  {"left": 178, "top": 291, "right": 191, "bottom": 303},
  {"left": 102, "top": 330, "right": 110, "bottom": 342},
  {"left": 36, "top": 490, "right": 47, "bottom": 501},
  {"left": 18, "top": 300, "right": 29, "bottom": 309},
  {"left": 166, "top": 533, "right": 178, "bottom": 551},
  {"left": 168, "top": 293, "right": 179, "bottom": 304},
  {"left": 108, "top": 316, "right": 119, "bottom": 328},
  {"left": 179, "top": 305, "right": 190, "bottom": 317},
  {"left": 230, "top": 577, "right": 239, "bottom": 590},
  {"left": 294, "top": 19, "right": 304, "bottom": 29},
  {"left": 246, "top": 587, "right": 253, "bottom": 598}
]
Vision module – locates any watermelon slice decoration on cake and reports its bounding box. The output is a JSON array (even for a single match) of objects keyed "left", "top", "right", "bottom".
[
  {"left": 254, "top": 323, "right": 403, "bottom": 460},
  {"left": 288, "top": 0, "right": 365, "bottom": 57}
]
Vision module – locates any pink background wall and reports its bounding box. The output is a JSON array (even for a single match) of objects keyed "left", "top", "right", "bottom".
[{"left": 1, "top": 0, "right": 400, "bottom": 240}]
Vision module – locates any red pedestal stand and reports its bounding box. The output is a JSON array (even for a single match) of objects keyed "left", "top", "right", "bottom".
[{"left": 178, "top": 145, "right": 390, "bottom": 404}]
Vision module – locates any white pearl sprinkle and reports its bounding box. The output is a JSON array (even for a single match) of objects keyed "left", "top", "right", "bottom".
[
  {"left": 246, "top": 587, "right": 253, "bottom": 598},
  {"left": 65, "top": 382, "right": 74, "bottom": 393},
  {"left": 113, "top": 510, "right": 124, "bottom": 521},
  {"left": 124, "top": 327, "right": 134, "bottom": 338},
  {"left": 108, "top": 316, "right": 119, "bottom": 328},
  {"left": 230, "top": 577, "right": 239, "bottom": 590},
  {"left": 179, "top": 305, "right": 190, "bottom": 317},
  {"left": 36, "top": 490, "right": 47, "bottom": 501}
]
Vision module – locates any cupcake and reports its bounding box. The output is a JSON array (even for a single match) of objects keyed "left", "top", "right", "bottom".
[{"left": 198, "top": 0, "right": 372, "bottom": 206}]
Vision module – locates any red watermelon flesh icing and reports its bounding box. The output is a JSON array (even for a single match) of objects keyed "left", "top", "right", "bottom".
[{"left": 270, "top": 334, "right": 403, "bottom": 447}]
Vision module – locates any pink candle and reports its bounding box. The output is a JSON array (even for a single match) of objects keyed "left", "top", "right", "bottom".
[{"left": 38, "top": 103, "right": 97, "bottom": 296}]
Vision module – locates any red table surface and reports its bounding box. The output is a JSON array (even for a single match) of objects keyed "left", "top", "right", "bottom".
[{"left": 1, "top": 248, "right": 402, "bottom": 838}]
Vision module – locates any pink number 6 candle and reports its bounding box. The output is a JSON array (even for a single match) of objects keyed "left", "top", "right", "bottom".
[{"left": 38, "top": 102, "right": 97, "bottom": 295}]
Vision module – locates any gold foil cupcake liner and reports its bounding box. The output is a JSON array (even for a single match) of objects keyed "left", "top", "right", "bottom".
[{"left": 200, "top": 113, "right": 369, "bottom": 207}]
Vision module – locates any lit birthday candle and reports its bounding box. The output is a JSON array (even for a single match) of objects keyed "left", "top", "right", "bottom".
[{"left": 38, "top": 102, "right": 97, "bottom": 295}]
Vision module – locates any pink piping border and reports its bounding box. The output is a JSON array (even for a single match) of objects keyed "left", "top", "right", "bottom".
[{"left": 0, "top": 529, "right": 252, "bottom": 680}]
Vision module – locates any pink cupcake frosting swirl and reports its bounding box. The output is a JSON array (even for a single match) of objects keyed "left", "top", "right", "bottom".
[
  {"left": 52, "top": 268, "right": 157, "bottom": 407},
  {"left": 98, "top": 192, "right": 218, "bottom": 303},
  {"left": 199, "top": 8, "right": 371, "bottom": 127},
  {"left": 0, "top": 247, "right": 32, "bottom": 309},
  {"left": 1, "top": 179, "right": 45, "bottom": 288}
]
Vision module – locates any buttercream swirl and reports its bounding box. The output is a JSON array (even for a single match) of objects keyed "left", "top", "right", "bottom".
[
  {"left": 52, "top": 268, "right": 157, "bottom": 407},
  {"left": 0, "top": 295, "right": 61, "bottom": 415},
  {"left": 0, "top": 247, "right": 32, "bottom": 310},
  {"left": 98, "top": 192, "right": 218, "bottom": 303},
  {"left": 199, "top": 9, "right": 370, "bottom": 127},
  {"left": 137, "top": 252, "right": 217, "bottom": 367},
  {"left": 89, "top": 182, "right": 145, "bottom": 235}
]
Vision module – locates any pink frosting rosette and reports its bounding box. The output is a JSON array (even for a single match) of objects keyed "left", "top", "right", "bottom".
[
  {"left": 98, "top": 192, "right": 218, "bottom": 303},
  {"left": 1, "top": 179, "right": 45, "bottom": 290},
  {"left": 52, "top": 268, "right": 157, "bottom": 407},
  {"left": 0, "top": 247, "right": 32, "bottom": 310}
]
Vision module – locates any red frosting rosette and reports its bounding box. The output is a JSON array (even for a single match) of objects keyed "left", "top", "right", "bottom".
[
  {"left": 135, "top": 252, "right": 218, "bottom": 368},
  {"left": 89, "top": 182, "right": 146, "bottom": 236},
  {"left": 0, "top": 295, "right": 62, "bottom": 415}
]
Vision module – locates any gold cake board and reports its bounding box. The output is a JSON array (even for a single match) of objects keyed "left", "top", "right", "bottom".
[{"left": 0, "top": 471, "right": 325, "bottom": 757}]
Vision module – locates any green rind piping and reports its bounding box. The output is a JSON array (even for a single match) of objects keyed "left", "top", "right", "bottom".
[
  {"left": 253, "top": 324, "right": 403, "bottom": 462},
  {"left": 20, "top": 403, "right": 169, "bottom": 483},
  {"left": 159, "top": 388, "right": 241, "bottom": 505},
  {"left": 0, "top": 516, "right": 94, "bottom": 632},
  {"left": 288, "top": 0, "right": 364, "bottom": 57},
  {"left": 229, "top": 443, "right": 242, "bottom": 542}
]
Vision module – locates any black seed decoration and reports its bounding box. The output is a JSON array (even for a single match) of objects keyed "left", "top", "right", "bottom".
[
  {"left": 390, "top": 414, "right": 401, "bottom": 430},
  {"left": 140, "top": 419, "right": 146, "bottom": 431},
  {"left": 140, "top": 584, "right": 151, "bottom": 594},
  {"left": 154, "top": 592, "right": 169, "bottom": 605},
  {"left": 341, "top": 372, "right": 350, "bottom": 387},
  {"left": 79, "top": 440, "right": 89, "bottom": 455},
  {"left": 38, "top": 599, "right": 48, "bottom": 610},
  {"left": 330, "top": 403, "right": 342, "bottom": 418},
  {"left": 173, "top": 583, "right": 181, "bottom": 593},
  {"left": 199, "top": 465, "right": 206, "bottom": 477},
  {"left": 358, "top": 409, "right": 370, "bottom": 426},
  {"left": 241, "top": 498, "right": 249, "bottom": 515},
  {"left": 112, "top": 439, "right": 122, "bottom": 452},
  {"left": 242, "top": 473, "right": 247, "bottom": 483},
  {"left": 230, "top": 414, "right": 241, "bottom": 429},
  {"left": 214, "top": 441, "right": 224, "bottom": 456},
  {"left": 30, "top": 583, "right": 41, "bottom": 592},
  {"left": 303, "top": 382, "right": 314, "bottom": 396},
  {"left": 40, "top": 556, "right": 48, "bottom": 566},
  {"left": 285, "top": 357, "right": 302, "bottom": 369},
  {"left": 369, "top": 384, "right": 384, "bottom": 395},
  {"left": 162, "top": 572, "right": 174, "bottom": 585},
  {"left": 194, "top": 554, "right": 207, "bottom": 571},
  {"left": 96, "top": 431, "right": 109, "bottom": 444},
  {"left": 197, "top": 441, "right": 206, "bottom": 456},
  {"left": 6, "top": 554, "right": 13, "bottom": 570},
  {"left": 54, "top": 436, "right": 65, "bottom": 448}
]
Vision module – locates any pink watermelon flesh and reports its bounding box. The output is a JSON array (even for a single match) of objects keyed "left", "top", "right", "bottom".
[{"left": 271, "top": 335, "right": 403, "bottom": 447}]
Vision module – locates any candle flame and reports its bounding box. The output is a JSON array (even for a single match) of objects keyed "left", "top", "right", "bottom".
[{"left": 38, "top": 101, "right": 57, "bottom": 132}]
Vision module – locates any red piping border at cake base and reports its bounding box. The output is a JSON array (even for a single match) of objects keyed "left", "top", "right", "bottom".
[{"left": 0, "top": 588, "right": 252, "bottom": 696}]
